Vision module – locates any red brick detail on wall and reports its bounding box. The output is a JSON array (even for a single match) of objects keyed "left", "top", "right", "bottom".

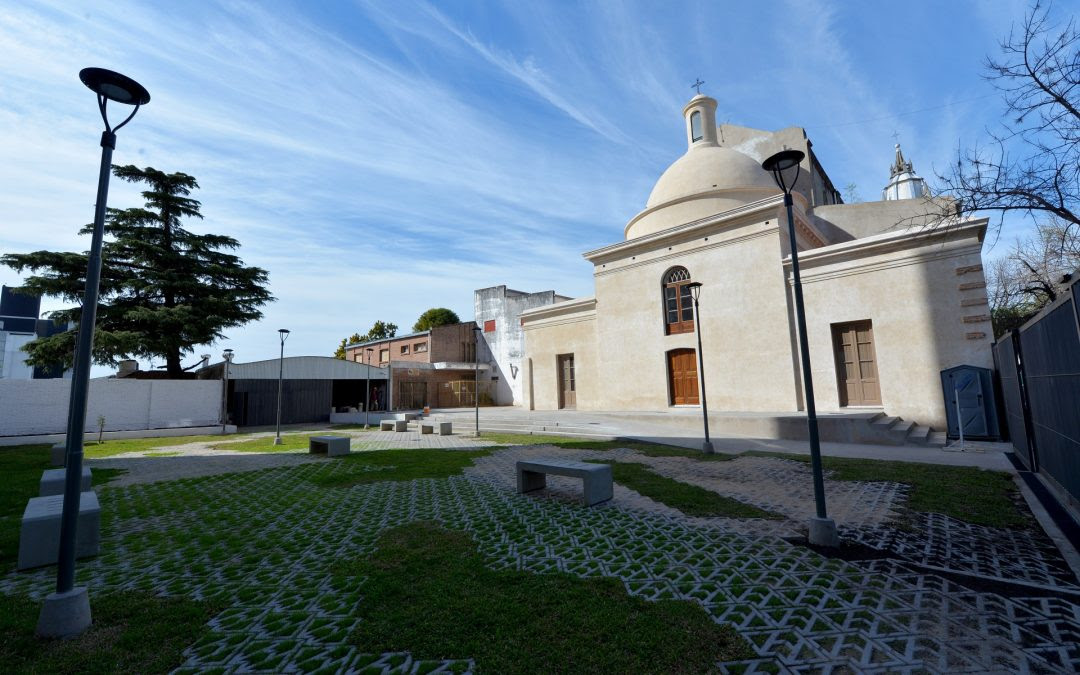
[{"left": 484, "top": 319, "right": 496, "bottom": 332}]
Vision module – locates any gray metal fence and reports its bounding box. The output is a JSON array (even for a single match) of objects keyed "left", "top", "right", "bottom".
[{"left": 993, "top": 275, "right": 1080, "bottom": 501}]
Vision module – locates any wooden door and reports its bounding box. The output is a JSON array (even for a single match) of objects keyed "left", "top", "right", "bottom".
[
  {"left": 832, "top": 321, "right": 881, "bottom": 406},
  {"left": 667, "top": 349, "right": 699, "bottom": 405},
  {"left": 557, "top": 354, "right": 576, "bottom": 409}
]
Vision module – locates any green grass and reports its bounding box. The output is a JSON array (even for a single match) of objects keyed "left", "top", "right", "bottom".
[
  {"left": 343, "top": 522, "right": 753, "bottom": 674},
  {"left": 310, "top": 448, "right": 492, "bottom": 488},
  {"left": 474, "top": 433, "right": 737, "bottom": 460},
  {"left": 81, "top": 434, "right": 230, "bottom": 459},
  {"left": 0, "top": 591, "right": 219, "bottom": 674},
  {"left": 210, "top": 433, "right": 318, "bottom": 453},
  {"left": 588, "top": 460, "right": 782, "bottom": 519},
  {"left": 747, "top": 452, "right": 1027, "bottom": 529},
  {"left": 0, "top": 445, "right": 125, "bottom": 567}
]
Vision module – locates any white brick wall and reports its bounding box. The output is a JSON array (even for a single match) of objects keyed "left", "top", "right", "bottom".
[{"left": 0, "top": 378, "right": 221, "bottom": 436}]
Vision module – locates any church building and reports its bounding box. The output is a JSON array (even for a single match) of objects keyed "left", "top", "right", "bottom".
[{"left": 519, "top": 93, "right": 992, "bottom": 433}]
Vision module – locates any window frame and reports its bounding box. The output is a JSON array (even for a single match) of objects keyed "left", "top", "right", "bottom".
[
  {"left": 662, "top": 266, "right": 695, "bottom": 335},
  {"left": 690, "top": 110, "right": 703, "bottom": 142}
]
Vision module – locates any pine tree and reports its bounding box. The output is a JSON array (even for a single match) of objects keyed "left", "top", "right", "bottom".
[{"left": 2, "top": 165, "right": 273, "bottom": 377}]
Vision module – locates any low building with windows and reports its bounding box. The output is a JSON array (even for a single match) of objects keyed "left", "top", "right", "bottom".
[
  {"left": 520, "top": 93, "right": 992, "bottom": 434},
  {"left": 343, "top": 322, "right": 493, "bottom": 410}
]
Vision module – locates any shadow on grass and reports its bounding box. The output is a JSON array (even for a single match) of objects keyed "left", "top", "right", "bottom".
[
  {"left": 585, "top": 460, "right": 783, "bottom": 519},
  {"left": 339, "top": 522, "right": 753, "bottom": 673},
  {"left": 310, "top": 448, "right": 493, "bottom": 488},
  {"left": 0, "top": 591, "right": 219, "bottom": 674},
  {"left": 475, "top": 433, "right": 737, "bottom": 461},
  {"left": 745, "top": 451, "right": 1028, "bottom": 529}
]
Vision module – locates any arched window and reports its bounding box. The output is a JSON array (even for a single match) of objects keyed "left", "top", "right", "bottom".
[
  {"left": 663, "top": 266, "right": 695, "bottom": 335},
  {"left": 690, "top": 110, "right": 703, "bottom": 142}
]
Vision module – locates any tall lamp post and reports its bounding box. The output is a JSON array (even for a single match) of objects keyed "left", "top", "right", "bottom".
[
  {"left": 473, "top": 325, "right": 482, "bottom": 437},
  {"left": 686, "top": 282, "right": 714, "bottom": 454},
  {"left": 274, "top": 329, "right": 290, "bottom": 445},
  {"left": 363, "top": 347, "right": 373, "bottom": 427},
  {"left": 365, "top": 347, "right": 374, "bottom": 419},
  {"left": 761, "top": 149, "right": 838, "bottom": 547},
  {"left": 37, "top": 68, "right": 150, "bottom": 639},
  {"left": 221, "top": 349, "right": 234, "bottom": 434}
]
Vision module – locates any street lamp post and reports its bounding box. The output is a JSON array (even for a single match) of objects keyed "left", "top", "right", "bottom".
[
  {"left": 473, "top": 325, "right": 481, "bottom": 437},
  {"left": 274, "top": 329, "right": 290, "bottom": 445},
  {"left": 221, "top": 349, "right": 234, "bottom": 434},
  {"left": 686, "top": 282, "right": 714, "bottom": 454},
  {"left": 37, "top": 68, "right": 150, "bottom": 639},
  {"left": 364, "top": 347, "right": 373, "bottom": 427},
  {"left": 365, "top": 347, "right": 374, "bottom": 421},
  {"left": 761, "top": 149, "right": 838, "bottom": 547}
]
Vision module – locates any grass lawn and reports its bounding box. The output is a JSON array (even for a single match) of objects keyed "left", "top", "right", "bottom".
[
  {"left": 475, "top": 433, "right": 737, "bottom": 460},
  {"left": 344, "top": 522, "right": 754, "bottom": 673},
  {"left": 81, "top": 435, "right": 230, "bottom": 459},
  {"left": 0, "top": 591, "right": 218, "bottom": 674},
  {"left": 209, "top": 432, "right": 319, "bottom": 453},
  {"left": 0, "top": 445, "right": 125, "bottom": 567},
  {"left": 747, "top": 451, "right": 1027, "bottom": 529},
  {"left": 587, "top": 460, "right": 782, "bottom": 519},
  {"left": 311, "top": 448, "right": 493, "bottom": 488}
]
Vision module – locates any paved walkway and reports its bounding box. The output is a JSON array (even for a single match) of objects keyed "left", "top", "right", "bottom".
[
  {"left": 7, "top": 439, "right": 1075, "bottom": 672},
  {"left": 90, "top": 430, "right": 498, "bottom": 487}
]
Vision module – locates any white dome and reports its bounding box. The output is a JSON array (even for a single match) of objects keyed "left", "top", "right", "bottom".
[{"left": 646, "top": 145, "right": 777, "bottom": 208}]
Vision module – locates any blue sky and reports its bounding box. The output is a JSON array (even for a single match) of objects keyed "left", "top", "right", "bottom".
[{"left": 0, "top": 0, "right": 1041, "bottom": 373}]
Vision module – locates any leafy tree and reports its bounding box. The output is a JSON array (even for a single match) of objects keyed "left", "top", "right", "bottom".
[
  {"left": 1, "top": 165, "right": 272, "bottom": 377},
  {"left": 334, "top": 322, "right": 397, "bottom": 358},
  {"left": 938, "top": 1, "right": 1080, "bottom": 236},
  {"left": 413, "top": 307, "right": 460, "bottom": 332},
  {"left": 365, "top": 320, "right": 398, "bottom": 340},
  {"left": 334, "top": 332, "right": 364, "bottom": 359}
]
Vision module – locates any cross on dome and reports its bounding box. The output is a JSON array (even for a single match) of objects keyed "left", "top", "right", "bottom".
[{"left": 691, "top": 78, "right": 705, "bottom": 95}]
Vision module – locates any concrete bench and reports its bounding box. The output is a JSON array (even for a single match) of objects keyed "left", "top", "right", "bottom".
[
  {"left": 516, "top": 459, "right": 613, "bottom": 506},
  {"left": 19, "top": 492, "right": 100, "bottom": 570},
  {"left": 393, "top": 420, "right": 407, "bottom": 432},
  {"left": 380, "top": 421, "right": 394, "bottom": 431},
  {"left": 40, "top": 467, "right": 92, "bottom": 497},
  {"left": 50, "top": 443, "right": 66, "bottom": 467},
  {"left": 439, "top": 422, "right": 452, "bottom": 436},
  {"left": 309, "top": 436, "right": 350, "bottom": 457},
  {"left": 421, "top": 424, "right": 434, "bottom": 434}
]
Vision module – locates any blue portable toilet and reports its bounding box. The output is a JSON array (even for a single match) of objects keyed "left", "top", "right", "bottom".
[{"left": 940, "top": 365, "right": 1000, "bottom": 440}]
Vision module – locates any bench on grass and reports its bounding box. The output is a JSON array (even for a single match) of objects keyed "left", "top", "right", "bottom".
[
  {"left": 516, "top": 459, "right": 613, "bottom": 506},
  {"left": 308, "top": 435, "right": 350, "bottom": 457},
  {"left": 19, "top": 492, "right": 100, "bottom": 570},
  {"left": 39, "top": 467, "right": 92, "bottom": 497}
]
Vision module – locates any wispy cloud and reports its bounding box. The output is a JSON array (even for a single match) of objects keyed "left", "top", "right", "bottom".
[{"left": 0, "top": 0, "right": 1025, "bottom": 371}]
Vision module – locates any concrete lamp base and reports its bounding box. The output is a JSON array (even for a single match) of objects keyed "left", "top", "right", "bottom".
[
  {"left": 702, "top": 441, "right": 715, "bottom": 455},
  {"left": 808, "top": 516, "right": 840, "bottom": 548},
  {"left": 273, "top": 437, "right": 283, "bottom": 446},
  {"left": 36, "top": 587, "right": 91, "bottom": 639}
]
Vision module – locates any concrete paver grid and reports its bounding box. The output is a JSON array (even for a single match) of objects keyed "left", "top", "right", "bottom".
[{"left": 0, "top": 444, "right": 1075, "bottom": 672}]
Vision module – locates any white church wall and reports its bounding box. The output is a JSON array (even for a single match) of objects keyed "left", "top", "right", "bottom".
[
  {"left": 589, "top": 213, "right": 801, "bottom": 413},
  {"left": 521, "top": 298, "right": 598, "bottom": 410},
  {"left": 795, "top": 220, "right": 993, "bottom": 429}
]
